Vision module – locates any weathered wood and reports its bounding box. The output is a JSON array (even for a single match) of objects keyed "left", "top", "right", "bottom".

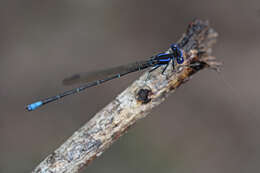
[{"left": 32, "top": 19, "right": 221, "bottom": 173}]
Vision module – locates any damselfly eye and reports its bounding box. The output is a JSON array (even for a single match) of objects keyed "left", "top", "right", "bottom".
[
  {"left": 177, "top": 56, "right": 184, "bottom": 64},
  {"left": 171, "top": 44, "right": 181, "bottom": 57},
  {"left": 171, "top": 44, "right": 178, "bottom": 51}
]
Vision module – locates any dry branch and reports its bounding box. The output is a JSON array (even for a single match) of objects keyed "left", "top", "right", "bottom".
[{"left": 32, "top": 19, "right": 220, "bottom": 173}]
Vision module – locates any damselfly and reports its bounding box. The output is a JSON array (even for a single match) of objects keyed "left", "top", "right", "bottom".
[{"left": 26, "top": 44, "right": 184, "bottom": 111}]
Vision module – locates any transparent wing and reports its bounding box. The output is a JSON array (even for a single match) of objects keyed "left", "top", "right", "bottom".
[{"left": 62, "top": 60, "right": 150, "bottom": 85}]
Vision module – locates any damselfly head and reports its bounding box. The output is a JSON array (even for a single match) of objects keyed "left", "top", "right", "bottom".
[{"left": 171, "top": 44, "right": 184, "bottom": 64}]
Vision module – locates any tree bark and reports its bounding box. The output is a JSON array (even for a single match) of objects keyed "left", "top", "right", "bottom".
[{"left": 32, "top": 19, "right": 221, "bottom": 173}]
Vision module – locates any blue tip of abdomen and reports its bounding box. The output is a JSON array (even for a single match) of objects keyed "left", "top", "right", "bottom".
[{"left": 26, "top": 101, "right": 43, "bottom": 111}]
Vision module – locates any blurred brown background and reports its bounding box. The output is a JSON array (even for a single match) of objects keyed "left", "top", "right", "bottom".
[{"left": 0, "top": 0, "right": 259, "bottom": 172}]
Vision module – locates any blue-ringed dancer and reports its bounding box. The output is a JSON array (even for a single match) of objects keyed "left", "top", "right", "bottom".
[{"left": 26, "top": 44, "right": 184, "bottom": 111}]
